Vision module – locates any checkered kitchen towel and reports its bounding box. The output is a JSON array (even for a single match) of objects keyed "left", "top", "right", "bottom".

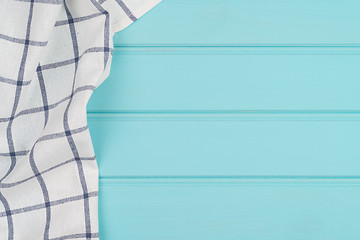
[{"left": 0, "top": 0, "right": 162, "bottom": 239}]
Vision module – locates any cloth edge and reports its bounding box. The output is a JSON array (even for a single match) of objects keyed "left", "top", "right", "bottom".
[{"left": 111, "top": 0, "right": 162, "bottom": 34}]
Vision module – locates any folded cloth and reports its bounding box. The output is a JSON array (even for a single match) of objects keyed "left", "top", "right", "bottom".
[{"left": 0, "top": 0, "right": 161, "bottom": 239}]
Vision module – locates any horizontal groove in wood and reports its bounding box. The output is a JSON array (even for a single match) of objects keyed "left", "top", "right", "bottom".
[
  {"left": 113, "top": 46, "right": 360, "bottom": 55},
  {"left": 99, "top": 176, "right": 360, "bottom": 185},
  {"left": 88, "top": 110, "right": 360, "bottom": 113},
  {"left": 87, "top": 112, "right": 360, "bottom": 121},
  {"left": 114, "top": 44, "right": 360, "bottom": 47}
]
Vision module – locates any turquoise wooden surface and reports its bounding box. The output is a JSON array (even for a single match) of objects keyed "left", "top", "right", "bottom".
[
  {"left": 99, "top": 181, "right": 360, "bottom": 240},
  {"left": 87, "top": 51, "right": 360, "bottom": 111},
  {"left": 89, "top": 114, "right": 360, "bottom": 176},
  {"left": 87, "top": 0, "right": 360, "bottom": 239},
  {"left": 111, "top": 0, "right": 360, "bottom": 46}
]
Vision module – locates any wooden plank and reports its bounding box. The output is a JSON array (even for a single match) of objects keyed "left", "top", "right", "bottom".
[
  {"left": 99, "top": 181, "right": 360, "bottom": 239},
  {"left": 87, "top": 49, "right": 360, "bottom": 111},
  {"left": 88, "top": 113, "right": 360, "bottom": 177},
  {"left": 113, "top": 0, "right": 360, "bottom": 46}
]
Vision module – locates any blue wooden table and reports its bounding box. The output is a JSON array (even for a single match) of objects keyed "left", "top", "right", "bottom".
[{"left": 87, "top": 0, "right": 360, "bottom": 239}]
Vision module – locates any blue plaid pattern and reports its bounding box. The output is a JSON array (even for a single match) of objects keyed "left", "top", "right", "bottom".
[{"left": 0, "top": 0, "right": 161, "bottom": 239}]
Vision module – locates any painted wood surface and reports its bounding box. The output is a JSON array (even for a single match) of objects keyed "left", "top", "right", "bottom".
[
  {"left": 88, "top": 50, "right": 360, "bottom": 111},
  {"left": 86, "top": 0, "right": 360, "bottom": 239},
  {"left": 88, "top": 114, "right": 360, "bottom": 177},
  {"left": 99, "top": 181, "right": 360, "bottom": 240},
  {"left": 112, "top": 0, "right": 360, "bottom": 46}
]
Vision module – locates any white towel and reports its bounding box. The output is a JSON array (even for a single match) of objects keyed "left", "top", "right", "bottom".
[{"left": 0, "top": 0, "right": 162, "bottom": 239}]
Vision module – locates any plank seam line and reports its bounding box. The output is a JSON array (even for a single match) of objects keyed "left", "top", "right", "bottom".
[
  {"left": 87, "top": 110, "right": 360, "bottom": 114},
  {"left": 99, "top": 176, "right": 360, "bottom": 185},
  {"left": 100, "top": 176, "right": 360, "bottom": 179},
  {"left": 114, "top": 45, "right": 360, "bottom": 48},
  {"left": 87, "top": 112, "right": 360, "bottom": 120}
]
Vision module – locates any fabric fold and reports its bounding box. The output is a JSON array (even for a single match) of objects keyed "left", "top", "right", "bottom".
[{"left": 0, "top": 0, "right": 162, "bottom": 239}]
